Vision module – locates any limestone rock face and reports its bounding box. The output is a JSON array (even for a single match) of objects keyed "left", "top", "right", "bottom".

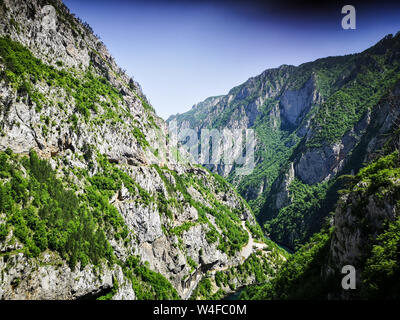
[
  {"left": 0, "top": 0, "right": 278, "bottom": 300},
  {"left": 324, "top": 180, "right": 398, "bottom": 299},
  {"left": 118, "top": 203, "right": 164, "bottom": 243},
  {"left": 167, "top": 66, "right": 291, "bottom": 180},
  {"left": 0, "top": 251, "right": 134, "bottom": 300},
  {"left": 182, "top": 224, "right": 228, "bottom": 266},
  {"left": 168, "top": 32, "right": 400, "bottom": 251},
  {"left": 280, "top": 77, "right": 316, "bottom": 126},
  {"left": 295, "top": 144, "right": 344, "bottom": 185},
  {"left": 275, "top": 163, "right": 295, "bottom": 210},
  {"left": 295, "top": 112, "right": 371, "bottom": 185}
]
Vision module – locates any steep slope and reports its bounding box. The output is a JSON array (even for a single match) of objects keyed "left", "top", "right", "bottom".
[
  {"left": 242, "top": 150, "right": 400, "bottom": 300},
  {"left": 0, "top": 0, "right": 284, "bottom": 299},
  {"left": 168, "top": 32, "right": 400, "bottom": 250}
]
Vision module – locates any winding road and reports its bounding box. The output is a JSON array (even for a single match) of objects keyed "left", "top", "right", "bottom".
[
  {"left": 211, "top": 221, "right": 267, "bottom": 274},
  {"left": 183, "top": 220, "right": 269, "bottom": 299},
  {"left": 240, "top": 221, "right": 267, "bottom": 260}
]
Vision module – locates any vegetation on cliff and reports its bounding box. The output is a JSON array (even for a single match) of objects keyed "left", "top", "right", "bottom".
[
  {"left": 242, "top": 151, "right": 400, "bottom": 299},
  {"left": 169, "top": 33, "right": 400, "bottom": 252}
]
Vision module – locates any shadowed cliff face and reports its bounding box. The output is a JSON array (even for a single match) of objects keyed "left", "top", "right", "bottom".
[
  {"left": 280, "top": 76, "right": 317, "bottom": 126},
  {"left": 0, "top": 0, "right": 285, "bottom": 300},
  {"left": 168, "top": 32, "right": 400, "bottom": 249}
]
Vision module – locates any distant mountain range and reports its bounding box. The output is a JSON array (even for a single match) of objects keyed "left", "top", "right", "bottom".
[
  {"left": 168, "top": 33, "right": 400, "bottom": 250},
  {"left": 1, "top": 0, "right": 399, "bottom": 300},
  {"left": 0, "top": 0, "right": 284, "bottom": 300}
]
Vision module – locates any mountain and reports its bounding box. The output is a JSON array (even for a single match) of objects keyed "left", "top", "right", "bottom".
[
  {"left": 167, "top": 32, "right": 400, "bottom": 250},
  {"left": 241, "top": 149, "right": 400, "bottom": 300},
  {"left": 0, "top": 0, "right": 285, "bottom": 300}
]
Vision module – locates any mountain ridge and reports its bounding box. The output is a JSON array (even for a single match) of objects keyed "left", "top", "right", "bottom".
[
  {"left": 168, "top": 31, "right": 400, "bottom": 300},
  {"left": 167, "top": 31, "right": 400, "bottom": 250},
  {"left": 0, "top": 0, "right": 285, "bottom": 300}
]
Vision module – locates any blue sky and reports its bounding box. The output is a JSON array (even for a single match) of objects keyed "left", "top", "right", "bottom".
[{"left": 63, "top": 0, "right": 400, "bottom": 119}]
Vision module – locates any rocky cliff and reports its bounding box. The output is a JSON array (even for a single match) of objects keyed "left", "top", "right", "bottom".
[
  {"left": 246, "top": 149, "right": 400, "bottom": 300},
  {"left": 168, "top": 32, "right": 400, "bottom": 250},
  {"left": 225, "top": 73, "right": 400, "bottom": 300},
  {"left": 0, "top": 0, "right": 284, "bottom": 300}
]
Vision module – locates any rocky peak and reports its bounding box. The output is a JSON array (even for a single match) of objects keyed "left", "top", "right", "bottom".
[
  {"left": 0, "top": 0, "right": 283, "bottom": 300},
  {"left": 168, "top": 31, "right": 400, "bottom": 250}
]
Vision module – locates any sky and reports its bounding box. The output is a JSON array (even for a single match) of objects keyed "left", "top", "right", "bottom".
[{"left": 63, "top": 0, "right": 400, "bottom": 119}]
